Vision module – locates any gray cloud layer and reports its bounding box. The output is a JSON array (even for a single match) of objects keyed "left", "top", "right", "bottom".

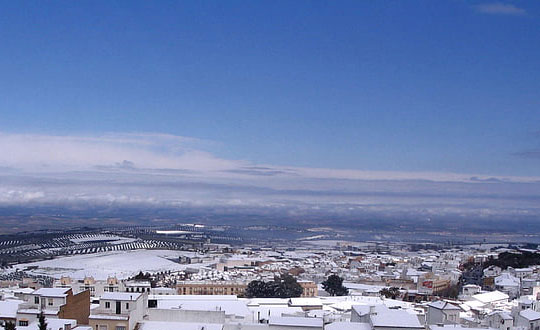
[{"left": 1, "top": 132, "right": 540, "bottom": 223}]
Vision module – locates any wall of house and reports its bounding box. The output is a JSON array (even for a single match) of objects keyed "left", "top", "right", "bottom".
[
  {"left": 147, "top": 308, "right": 225, "bottom": 323},
  {"left": 515, "top": 314, "right": 540, "bottom": 329},
  {"left": 59, "top": 290, "right": 91, "bottom": 325},
  {"left": 487, "top": 315, "right": 512, "bottom": 330},
  {"left": 373, "top": 326, "right": 423, "bottom": 330},
  {"left": 426, "top": 307, "right": 443, "bottom": 325},
  {"left": 89, "top": 318, "right": 129, "bottom": 330},
  {"left": 128, "top": 296, "right": 146, "bottom": 330}
]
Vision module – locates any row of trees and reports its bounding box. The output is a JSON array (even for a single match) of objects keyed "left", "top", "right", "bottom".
[
  {"left": 2, "top": 312, "right": 47, "bottom": 330},
  {"left": 245, "top": 274, "right": 349, "bottom": 298},
  {"left": 245, "top": 274, "right": 304, "bottom": 298}
]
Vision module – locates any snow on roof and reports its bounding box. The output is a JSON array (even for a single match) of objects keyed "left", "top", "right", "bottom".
[
  {"left": 327, "top": 300, "right": 361, "bottom": 312},
  {"left": 471, "top": 290, "right": 509, "bottom": 303},
  {"left": 370, "top": 306, "right": 423, "bottom": 329},
  {"left": 252, "top": 306, "right": 304, "bottom": 319},
  {"left": 427, "top": 301, "right": 461, "bottom": 310},
  {"left": 17, "top": 309, "right": 58, "bottom": 316},
  {"left": 495, "top": 274, "right": 519, "bottom": 287},
  {"left": 268, "top": 316, "right": 323, "bottom": 328},
  {"left": 89, "top": 314, "right": 129, "bottom": 320},
  {"left": 514, "top": 267, "right": 533, "bottom": 272},
  {"left": 156, "top": 299, "right": 250, "bottom": 317},
  {"left": 430, "top": 326, "right": 497, "bottom": 330},
  {"left": 325, "top": 322, "right": 371, "bottom": 330},
  {"left": 462, "top": 300, "right": 485, "bottom": 310},
  {"left": 139, "top": 321, "right": 223, "bottom": 330},
  {"left": 487, "top": 310, "right": 512, "bottom": 320},
  {"left": 351, "top": 305, "right": 370, "bottom": 316},
  {"left": 520, "top": 309, "right": 540, "bottom": 321},
  {"left": 32, "top": 288, "right": 70, "bottom": 297},
  {"left": 150, "top": 295, "right": 237, "bottom": 301},
  {"left": 100, "top": 292, "right": 142, "bottom": 301},
  {"left": 289, "top": 298, "right": 322, "bottom": 306},
  {"left": 0, "top": 300, "right": 23, "bottom": 318},
  {"left": 11, "top": 288, "right": 35, "bottom": 294},
  {"left": 518, "top": 296, "right": 535, "bottom": 304},
  {"left": 18, "top": 319, "right": 76, "bottom": 330},
  {"left": 247, "top": 298, "right": 290, "bottom": 306},
  {"left": 124, "top": 281, "right": 151, "bottom": 286}
]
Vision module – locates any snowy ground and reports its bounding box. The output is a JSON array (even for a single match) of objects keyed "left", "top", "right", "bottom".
[{"left": 9, "top": 250, "right": 211, "bottom": 280}]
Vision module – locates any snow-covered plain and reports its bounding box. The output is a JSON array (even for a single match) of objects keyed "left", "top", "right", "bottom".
[{"left": 11, "top": 250, "right": 210, "bottom": 280}]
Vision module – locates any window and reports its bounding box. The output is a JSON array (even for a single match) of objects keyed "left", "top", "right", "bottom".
[
  {"left": 19, "top": 321, "right": 29, "bottom": 327},
  {"left": 115, "top": 327, "right": 126, "bottom": 330},
  {"left": 48, "top": 298, "right": 54, "bottom": 306},
  {"left": 99, "top": 325, "right": 107, "bottom": 330},
  {"left": 105, "top": 302, "right": 110, "bottom": 308},
  {"left": 126, "top": 303, "right": 129, "bottom": 309},
  {"left": 34, "top": 296, "right": 39, "bottom": 304}
]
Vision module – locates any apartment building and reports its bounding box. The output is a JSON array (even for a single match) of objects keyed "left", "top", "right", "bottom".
[
  {"left": 89, "top": 292, "right": 146, "bottom": 330},
  {"left": 15, "top": 288, "right": 90, "bottom": 327},
  {"left": 176, "top": 280, "right": 317, "bottom": 297},
  {"left": 55, "top": 276, "right": 123, "bottom": 298}
]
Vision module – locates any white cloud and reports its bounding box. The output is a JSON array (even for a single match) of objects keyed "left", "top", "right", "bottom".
[
  {"left": 0, "top": 131, "right": 536, "bottom": 183},
  {"left": 0, "top": 131, "right": 539, "bottom": 222},
  {"left": 0, "top": 132, "right": 241, "bottom": 172},
  {"left": 475, "top": 3, "right": 526, "bottom": 15}
]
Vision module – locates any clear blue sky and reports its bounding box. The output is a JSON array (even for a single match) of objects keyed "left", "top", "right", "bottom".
[{"left": 1, "top": 0, "right": 539, "bottom": 176}]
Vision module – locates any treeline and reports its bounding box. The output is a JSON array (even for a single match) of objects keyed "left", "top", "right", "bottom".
[
  {"left": 484, "top": 251, "right": 540, "bottom": 269},
  {"left": 245, "top": 274, "right": 303, "bottom": 298}
]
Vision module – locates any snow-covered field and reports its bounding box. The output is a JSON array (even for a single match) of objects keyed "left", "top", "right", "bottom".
[{"left": 10, "top": 250, "right": 211, "bottom": 280}]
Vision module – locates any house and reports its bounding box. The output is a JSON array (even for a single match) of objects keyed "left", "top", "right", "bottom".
[
  {"left": 429, "top": 326, "right": 497, "bottom": 330},
  {"left": 89, "top": 292, "right": 146, "bottom": 330},
  {"left": 494, "top": 273, "right": 520, "bottom": 298},
  {"left": 55, "top": 276, "right": 123, "bottom": 298},
  {"left": 485, "top": 311, "right": 513, "bottom": 330},
  {"left": 123, "top": 281, "right": 151, "bottom": 294},
  {"left": 426, "top": 301, "right": 461, "bottom": 325},
  {"left": 461, "top": 284, "right": 481, "bottom": 298},
  {"left": 16, "top": 318, "right": 84, "bottom": 330},
  {"left": 288, "top": 298, "right": 322, "bottom": 311},
  {"left": 0, "top": 299, "right": 23, "bottom": 326},
  {"left": 515, "top": 309, "right": 540, "bottom": 330},
  {"left": 351, "top": 305, "right": 423, "bottom": 330},
  {"left": 147, "top": 294, "right": 250, "bottom": 324},
  {"left": 470, "top": 290, "right": 509, "bottom": 307},
  {"left": 483, "top": 266, "right": 502, "bottom": 278},
  {"left": 16, "top": 288, "right": 90, "bottom": 327}
]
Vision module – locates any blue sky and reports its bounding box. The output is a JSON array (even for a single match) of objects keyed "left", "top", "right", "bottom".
[
  {"left": 0, "top": 1, "right": 539, "bottom": 176},
  {"left": 0, "top": 1, "right": 540, "bottom": 223}
]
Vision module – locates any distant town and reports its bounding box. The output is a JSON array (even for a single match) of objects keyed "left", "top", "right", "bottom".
[{"left": 0, "top": 224, "right": 539, "bottom": 330}]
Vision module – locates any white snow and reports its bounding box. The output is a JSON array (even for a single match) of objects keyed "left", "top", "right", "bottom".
[{"left": 12, "top": 250, "right": 211, "bottom": 280}]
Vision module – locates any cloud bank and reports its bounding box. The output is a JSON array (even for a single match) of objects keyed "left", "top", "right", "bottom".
[{"left": 1, "top": 132, "right": 540, "bottom": 227}]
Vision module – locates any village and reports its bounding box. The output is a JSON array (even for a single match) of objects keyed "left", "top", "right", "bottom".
[{"left": 1, "top": 235, "right": 539, "bottom": 330}]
